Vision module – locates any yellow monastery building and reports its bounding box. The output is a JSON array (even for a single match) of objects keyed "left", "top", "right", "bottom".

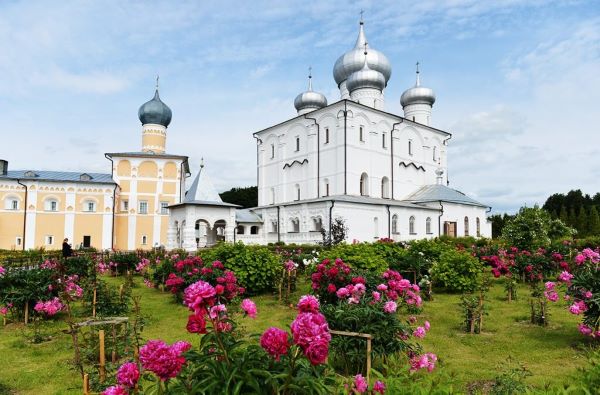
[{"left": 0, "top": 88, "right": 190, "bottom": 251}]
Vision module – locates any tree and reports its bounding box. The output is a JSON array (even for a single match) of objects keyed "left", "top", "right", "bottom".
[
  {"left": 577, "top": 207, "right": 589, "bottom": 237},
  {"left": 489, "top": 213, "right": 513, "bottom": 239},
  {"left": 219, "top": 186, "right": 258, "bottom": 208},
  {"left": 559, "top": 205, "right": 569, "bottom": 225},
  {"left": 568, "top": 206, "right": 577, "bottom": 228},
  {"left": 320, "top": 217, "right": 348, "bottom": 247},
  {"left": 588, "top": 206, "right": 600, "bottom": 236},
  {"left": 501, "top": 205, "right": 575, "bottom": 250}
]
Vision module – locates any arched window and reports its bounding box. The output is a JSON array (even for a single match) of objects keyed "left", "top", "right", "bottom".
[
  {"left": 250, "top": 226, "right": 259, "bottom": 235},
  {"left": 313, "top": 217, "right": 322, "bottom": 232},
  {"left": 142, "top": 235, "right": 148, "bottom": 245},
  {"left": 408, "top": 140, "right": 413, "bottom": 156},
  {"left": 360, "top": 173, "right": 369, "bottom": 196},
  {"left": 295, "top": 184, "right": 300, "bottom": 201},
  {"left": 289, "top": 218, "right": 300, "bottom": 233},
  {"left": 476, "top": 217, "right": 481, "bottom": 237},
  {"left": 83, "top": 200, "right": 96, "bottom": 212},
  {"left": 270, "top": 144, "right": 275, "bottom": 159},
  {"left": 325, "top": 128, "right": 330, "bottom": 144},
  {"left": 295, "top": 137, "right": 300, "bottom": 151},
  {"left": 44, "top": 198, "right": 58, "bottom": 212},
  {"left": 381, "top": 177, "right": 390, "bottom": 199},
  {"left": 409, "top": 216, "right": 416, "bottom": 234},
  {"left": 433, "top": 146, "right": 437, "bottom": 161},
  {"left": 5, "top": 196, "right": 20, "bottom": 210},
  {"left": 236, "top": 225, "right": 245, "bottom": 234},
  {"left": 426, "top": 217, "right": 432, "bottom": 234},
  {"left": 464, "top": 216, "right": 470, "bottom": 236},
  {"left": 392, "top": 214, "right": 398, "bottom": 234},
  {"left": 271, "top": 221, "right": 278, "bottom": 233}
]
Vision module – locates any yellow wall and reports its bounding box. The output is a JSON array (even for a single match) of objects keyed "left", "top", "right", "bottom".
[
  {"left": 73, "top": 214, "right": 104, "bottom": 249},
  {"left": 0, "top": 212, "right": 24, "bottom": 249},
  {"left": 114, "top": 215, "right": 129, "bottom": 250},
  {"left": 135, "top": 216, "right": 154, "bottom": 249}
]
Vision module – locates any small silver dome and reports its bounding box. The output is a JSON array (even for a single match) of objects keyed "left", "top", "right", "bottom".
[
  {"left": 346, "top": 52, "right": 386, "bottom": 93},
  {"left": 400, "top": 66, "right": 436, "bottom": 107},
  {"left": 138, "top": 89, "right": 172, "bottom": 127},
  {"left": 294, "top": 72, "right": 327, "bottom": 112},
  {"left": 333, "top": 22, "right": 391, "bottom": 86}
]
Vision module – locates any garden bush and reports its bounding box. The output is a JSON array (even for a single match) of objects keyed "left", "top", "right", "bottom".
[
  {"left": 199, "top": 242, "right": 281, "bottom": 294},
  {"left": 322, "top": 243, "right": 388, "bottom": 273},
  {"left": 429, "top": 249, "right": 483, "bottom": 292}
]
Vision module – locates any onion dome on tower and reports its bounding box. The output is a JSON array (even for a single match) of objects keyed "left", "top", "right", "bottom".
[
  {"left": 139, "top": 77, "right": 172, "bottom": 154},
  {"left": 400, "top": 62, "right": 436, "bottom": 126},
  {"left": 346, "top": 44, "right": 386, "bottom": 109},
  {"left": 333, "top": 15, "right": 391, "bottom": 99},
  {"left": 294, "top": 67, "right": 327, "bottom": 115}
]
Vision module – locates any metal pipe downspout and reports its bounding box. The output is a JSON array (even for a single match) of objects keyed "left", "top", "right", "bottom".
[
  {"left": 254, "top": 136, "right": 262, "bottom": 203},
  {"left": 438, "top": 200, "right": 444, "bottom": 237},
  {"left": 386, "top": 204, "right": 391, "bottom": 238},
  {"left": 442, "top": 136, "right": 452, "bottom": 186},
  {"left": 329, "top": 200, "right": 336, "bottom": 245},
  {"left": 277, "top": 206, "right": 281, "bottom": 243},
  {"left": 389, "top": 120, "right": 402, "bottom": 200},
  {"left": 303, "top": 114, "right": 320, "bottom": 198},
  {"left": 16, "top": 179, "right": 27, "bottom": 251}
]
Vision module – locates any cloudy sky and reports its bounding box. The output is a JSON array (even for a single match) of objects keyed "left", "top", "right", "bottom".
[{"left": 1, "top": 0, "right": 599, "bottom": 213}]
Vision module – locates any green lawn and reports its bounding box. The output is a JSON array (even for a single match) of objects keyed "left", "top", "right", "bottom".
[{"left": 0, "top": 276, "right": 588, "bottom": 394}]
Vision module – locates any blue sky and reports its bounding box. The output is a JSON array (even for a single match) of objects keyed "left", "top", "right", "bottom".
[{"left": 1, "top": 0, "right": 599, "bottom": 213}]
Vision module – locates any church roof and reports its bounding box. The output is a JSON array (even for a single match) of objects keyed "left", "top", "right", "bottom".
[
  {"left": 0, "top": 170, "right": 115, "bottom": 184},
  {"left": 184, "top": 164, "right": 222, "bottom": 203},
  {"left": 404, "top": 184, "right": 488, "bottom": 207},
  {"left": 236, "top": 209, "right": 263, "bottom": 223}
]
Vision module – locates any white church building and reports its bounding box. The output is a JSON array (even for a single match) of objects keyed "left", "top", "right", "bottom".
[{"left": 167, "top": 19, "right": 491, "bottom": 251}]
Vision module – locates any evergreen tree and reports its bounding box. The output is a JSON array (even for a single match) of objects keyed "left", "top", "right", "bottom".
[
  {"left": 559, "top": 206, "right": 569, "bottom": 225},
  {"left": 568, "top": 206, "right": 577, "bottom": 228},
  {"left": 588, "top": 206, "right": 600, "bottom": 236},
  {"left": 219, "top": 186, "right": 258, "bottom": 208},
  {"left": 577, "top": 207, "right": 588, "bottom": 237}
]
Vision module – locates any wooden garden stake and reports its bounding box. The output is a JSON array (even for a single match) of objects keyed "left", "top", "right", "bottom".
[
  {"left": 112, "top": 324, "right": 117, "bottom": 362},
  {"left": 478, "top": 295, "right": 484, "bottom": 332},
  {"left": 329, "top": 330, "right": 373, "bottom": 386},
  {"left": 83, "top": 373, "right": 89, "bottom": 395},
  {"left": 119, "top": 284, "right": 124, "bottom": 301},
  {"left": 134, "top": 346, "right": 139, "bottom": 362},
  {"left": 99, "top": 329, "right": 106, "bottom": 382},
  {"left": 24, "top": 303, "right": 28, "bottom": 325},
  {"left": 92, "top": 288, "right": 97, "bottom": 318},
  {"left": 366, "top": 337, "right": 372, "bottom": 386}
]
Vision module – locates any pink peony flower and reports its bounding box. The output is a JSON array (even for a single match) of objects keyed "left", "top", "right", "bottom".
[
  {"left": 558, "top": 271, "right": 574, "bottom": 283},
  {"left": 304, "top": 338, "right": 329, "bottom": 365},
  {"left": 116, "top": 362, "right": 139, "bottom": 388},
  {"left": 0, "top": 307, "right": 7, "bottom": 315},
  {"left": 383, "top": 301, "right": 397, "bottom": 314},
  {"left": 336, "top": 287, "right": 350, "bottom": 298},
  {"left": 0, "top": 266, "right": 5, "bottom": 276},
  {"left": 297, "top": 295, "right": 320, "bottom": 313},
  {"left": 410, "top": 352, "right": 437, "bottom": 373},
  {"left": 102, "top": 385, "right": 128, "bottom": 395},
  {"left": 424, "top": 321, "right": 431, "bottom": 331},
  {"left": 544, "top": 281, "right": 556, "bottom": 291},
  {"left": 353, "top": 374, "right": 368, "bottom": 393},
  {"left": 372, "top": 291, "right": 381, "bottom": 302},
  {"left": 583, "top": 291, "right": 593, "bottom": 299},
  {"left": 171, "top": 341, "right": 192, "bottom": 355},
  {"left": 413, "top": 326, "right": 426, "bottom": 338},
  {"left": 544, "top": 290, "right": 559, "bottom": 302},
  {"left": 260, "top": 327, "right": 290, "bottom": 361},
  {"left": 139, "top": 340, "right": 189, "bottom": 381},
  {"left": 209, "top": 304, "right": 227, "bottom": 320},
  {"left": 183, "top": 280, "right": 216, "bottom": 314},
  {"left": 574, "top": 254, "right": 585, "bottom": 265},
  {"left": 579, "top": 324, "right": 593, "bottom": 336},
  {"left": 290, "top": 312, "right": 331, "bottom": 365},
  {"left": 569, "top": 301, "right": 587, "bottom": 315},
  {"left": 186, "top": 313, "right": 207, "bottom": 334},
  {"left": 373, "top": 380, "right": 386, "bottom": 394},
  {"left": 326, "top": 284, "right": 337, "bottom": 293},
  {"left": 377, "top": 284, "right": 388, "bottom": 291},
  {"left": 241, "top": 299, "right": 257, "bottom": 319}
]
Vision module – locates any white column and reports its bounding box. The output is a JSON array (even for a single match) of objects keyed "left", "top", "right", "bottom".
[{"left": 25, "top": 183, "right": 37, "bottom": 249}]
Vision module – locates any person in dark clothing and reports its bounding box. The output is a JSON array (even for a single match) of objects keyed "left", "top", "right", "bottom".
[{"left": 62, "top": 238, "right": 73, "bottom": 258}]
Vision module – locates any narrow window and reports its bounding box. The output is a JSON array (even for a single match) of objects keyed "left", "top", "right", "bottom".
[
  {"left": 11, "top": 200, "right": 18, "bottom": 210},
  {"left": 381, "top": 177, "right": 390, "bottom": 199},
  {"left": 426, "top": 217, "right": 432, "bottom": 234},
  {"left": 237, "top": 225, "right": 245, "bottom": 235},
  {"left": 382, "top": 133, "right": 387, "bottom": 149},
  {"left": 270, "top": 144, "right": 275, "bottom": 159},
  {"left": 46, "top": 235, "right": 54, "bottom": 245},
  {"left": 85, "top": 201, "right": 96, "bottom": 212},
  {"left": 122, "top": 200, "right": 129, "bottom": 212},
  {"left": 392, "top": 215, "right": 398, "bottom": 234},
  {"left": 295, "top": 137, "right": 300, "bottom": 152},
  {"left": 313, "top": 217, "right": 322, "bottom": 231},
  {"left": 409, "top": 216, "right": 416, "bottom": 234},
  {"left": 374, "top": 217, "right": 379, "bottom": 238},
  {"left": 16, "top": 237, "right": 22, "bottom": 246},
  {"left": 50, "top": 200, "right": 57, "bottom": 211},
  {"left": 142, "top": 235, "right": 148, "bottom": 245},
  {"left": 160, "top": 201, "right": 169, "bottom": 215},
  {"left": 250, "top": 226, "right": 259, "bottom": 235},
  {"left": 476, "top": 217, "right": 481, "bottom": 237},
  {"left": 295, "top": 184, "right": 300, "bottom": 201},
  {"left": 271, "top": 221, "right": 278, "bottom": 233},
  {"left": 408, "top": 140, "right": 413, "bottom": 156},
  {"left": 433, "top": 146, "right": 437, "bottom": 161},
  {"left": 139, "top": 201, "right": 148, "bottom": 214},
  {"left": 325, "top": 182, "right": 330, "bottom": 197},
  {"left": 325, "top": 128, "right": 330, "bottom": 144},
  {"left": 359, "top": 126, "right": 364, "bottom": 142},
  {"left": 464, "top": 216, "right": 470, "bottom": 237},
  {"left": 360, "top": 173, "right": 369, "bottom": 196}
]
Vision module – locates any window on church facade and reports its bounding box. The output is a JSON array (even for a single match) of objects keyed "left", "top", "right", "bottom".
[
  {"left": 271, "top": 221, "right": 278, "bottom": 233},
  {"left": 324, "top": 179, "right": 330, "bottom": 197},
  {"left": 295, "top": 137, "right": 300, "bottom": 152},
  {"left": 373, "top": 217, "right": 379, "bottom": 238},
  {"left": 381, "top": 177, "right": 390, "bottom": 199},
  {"left": 270, "top": 144, "right": 275, "bottom": 159},
  {"left": 409, "top": 216, "right": 416, "bottom": 234},
  {"left": 426, "top": 217, "right": 432, "bottom": 234},
  {"left": 47, "top": 199, "right": 58, "bottom": 212},
  {"left": 325, "top": 128, "right": 329, "bottom": 144},
  {"left": 359, "top": 126, "right": 364, "bottom": 142},
  {"left": 15, "top": 237, "right": 22, "bottom": 246},
  {"left": 433, "top": 146, "right": 437, "bottom": 162},
  {"left": 360, "top": 173, "right": 369, "bottom": 196},
  {"left": 408, "top": 140, "right": 413, "bottom": 156},
  {"left": 382, "top": 133, "right": 387, "bottom": 149},
  {"left": 10, "top": 199, "right": 18, "bottom": 210},
  {"left": 84, "top": 200, "right": 96, "bottom": 212},
  {"left": 160, "top": 201, "right": 169, "bottom": 215},
  {"left": 236, "top": 225, "right": 245, "bottom": 234},
  {"left": 289, "top": 218, "right": 300, "bottom": 233},
  {"left": 464, "top": 216, "right": 469, "bottom": 236},
  {"left": 295, "top": 184, "right": 300, "bottom": 201},
  {"left": 476, "top": 217, "right": 481, "bottom": 237},
  {"left": 122, "top": 200, "right": 129, "bottom": 212},
  {"left": 45, "top": 235, "right": 54, "bottom": 246},
  {"left": 392, "top": 214, "right": 398, "bottom": 234},
  {"left": 312, "top": 217, "right": 322, "bottom": 232},
  {"left": 139, "top": 201, "right": 148, "bottom": 214},
  {"left": 270, "top": 188, "right": 275, "bottom": 204},
  {"left": 142, "top": 235, "right": 148, "bottom": 245}
]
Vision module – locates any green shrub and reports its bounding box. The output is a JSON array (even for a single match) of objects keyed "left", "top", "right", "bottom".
[
  {"left": 322, "top": 243, "right": 388, "bottom": 273},
  {"left": 199, "top": 242, "right": 281, "bottom": 294},
  {"left": 430, "top": 249, "right": 483, "bottom": 292}
]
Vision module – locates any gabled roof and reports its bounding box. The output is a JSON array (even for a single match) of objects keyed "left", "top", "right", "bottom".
[
  {"left": 236, "top": 209, "right": 263, "bottom": 223},
  {"left": 185, "top": 165, "right": 222, "bottom": 203},
  {"left": 0, "top": 170, "right": 115, "bottom": 185},
  {"left": 405, "top": 184, "right": 488, "bottom": 208}
]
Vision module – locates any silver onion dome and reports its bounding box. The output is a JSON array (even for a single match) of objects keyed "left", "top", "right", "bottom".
[
  {"left": 333, "top": 21, "right": 391, "bottom": 87},
  {"left": 138, "top": 89, "right": 172, "bottom": 127},
  {"left": 294, "top": 70, "right": 327, "bottom": 113},
  {"left": 400, "top": 64, "right": 436, "bottom": 108},
  {"left": 346, "top": 48, "right": 386, "bottom": 93}
]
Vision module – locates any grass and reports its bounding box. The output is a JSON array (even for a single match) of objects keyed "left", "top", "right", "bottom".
[{"left": 0, "top": 276, "right": 590, "bottom": 394}]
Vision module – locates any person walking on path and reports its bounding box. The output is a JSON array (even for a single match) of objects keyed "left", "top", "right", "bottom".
[{"left": 62, "top": 238, "right": 73, "bottom": 258}]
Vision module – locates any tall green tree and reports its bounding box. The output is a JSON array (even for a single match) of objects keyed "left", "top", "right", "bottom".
[
  {"left": 577, "top": 207, "right": 589, "bottom": 237},
  {"left": 559, "top": 205, "right": 569, "bottom": 225},
  {"left": 568, "top": 206, "right": 577, "bottom": 228},
  {"left": 501, "top": 205, "right": 575, "bottom": 249},
  {"left": 588, "top": 206, "right": 600, "bottom": 236},
  {"left": 219, "top": 186, "right": 258, "bottom": 208}
]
